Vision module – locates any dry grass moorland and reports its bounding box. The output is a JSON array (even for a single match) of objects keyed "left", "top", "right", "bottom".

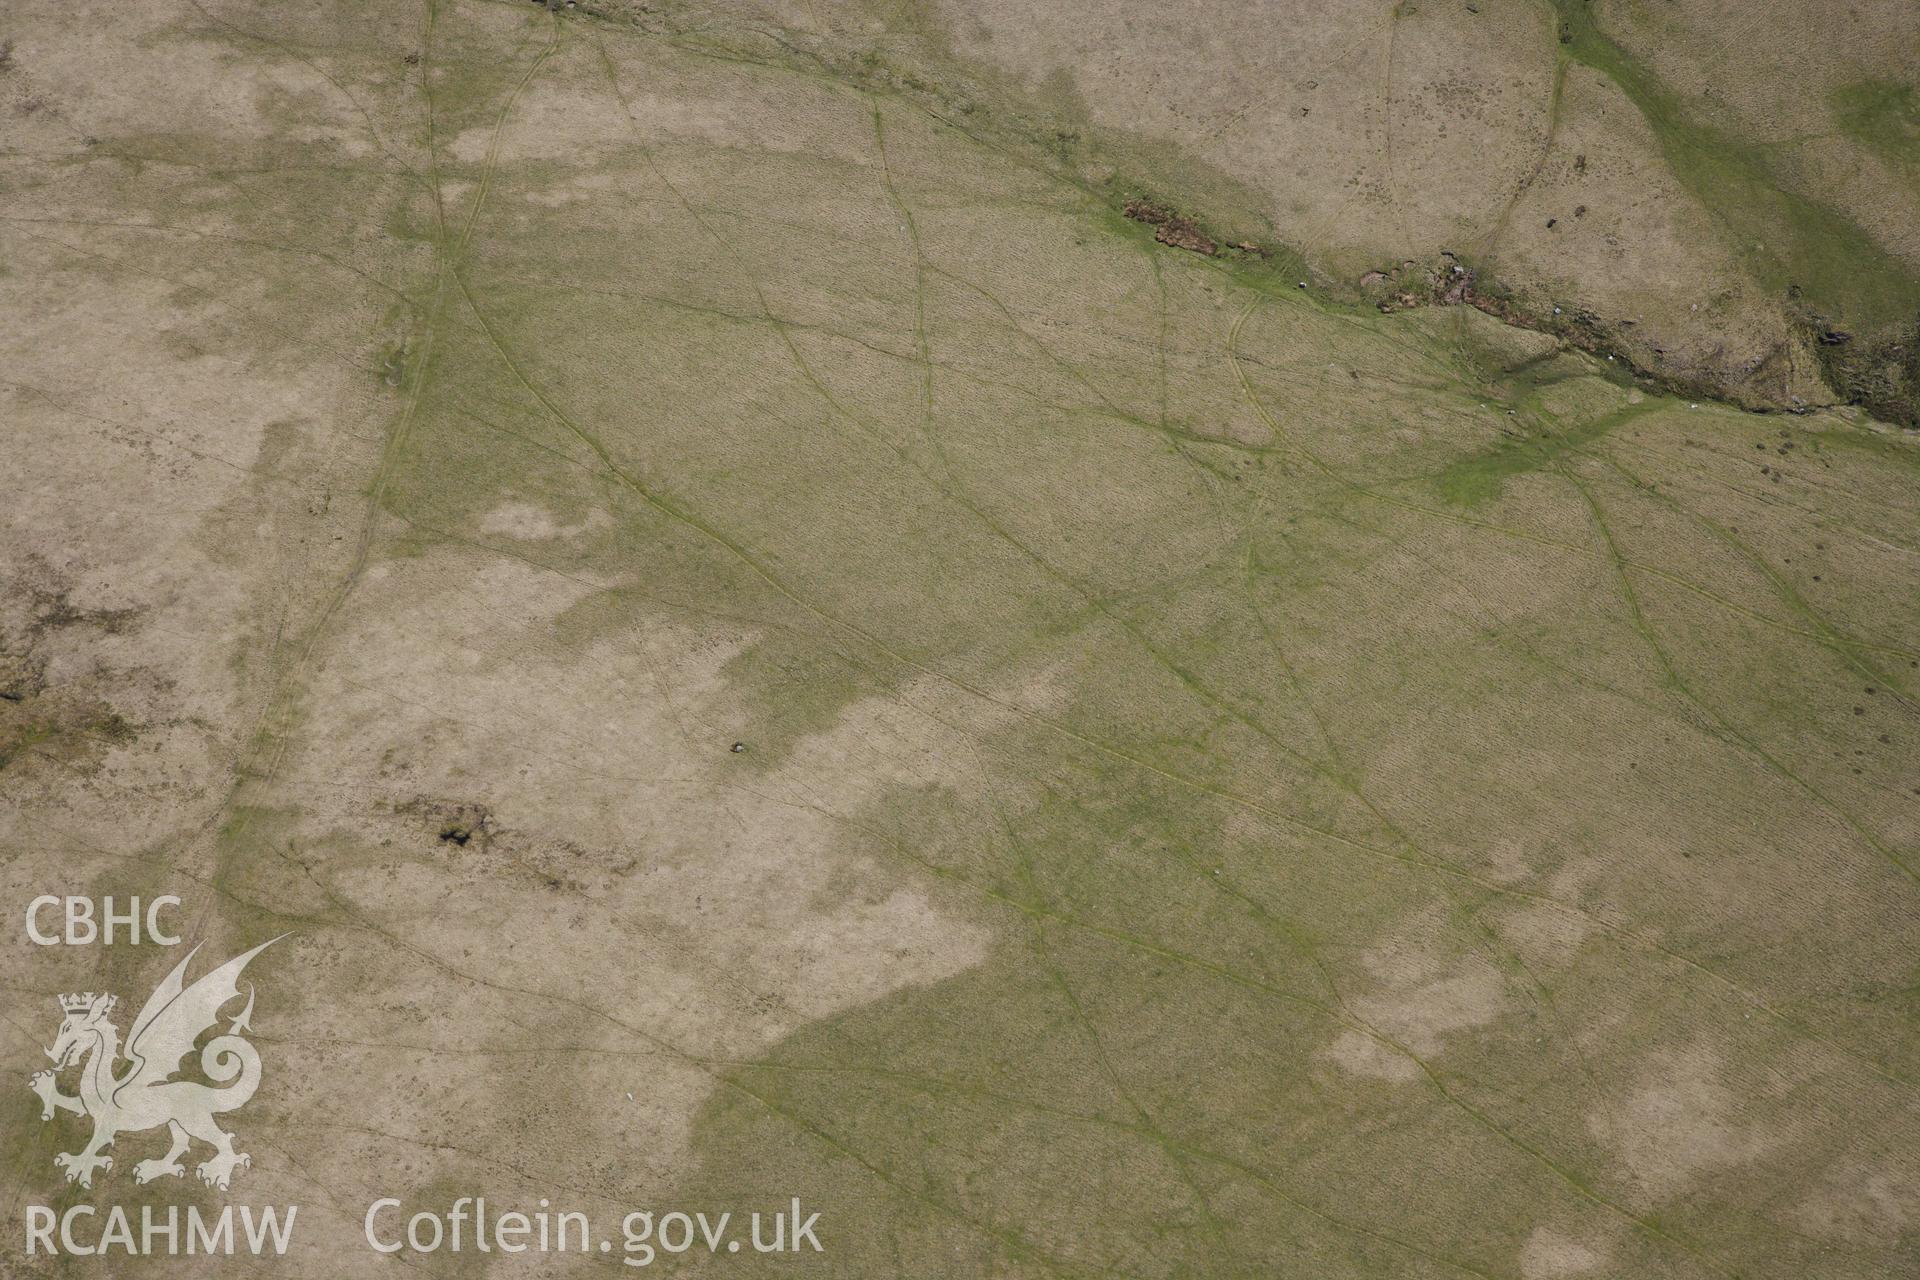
[{"left": 2, "top": 1, "right": 1916, "bottom": 1277}]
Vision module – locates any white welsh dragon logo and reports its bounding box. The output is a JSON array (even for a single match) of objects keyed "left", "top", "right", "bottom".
[{"left": 29, "top": 937, "right": 283, "bottom": 1191}]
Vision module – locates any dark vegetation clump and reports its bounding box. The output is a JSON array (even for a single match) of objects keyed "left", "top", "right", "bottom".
[
  {"left": 1797, "top": 307, "right": 1920, "bottom": 428},
  {"left": 403, "top": 797, "right": 493, "bottom": 851}
]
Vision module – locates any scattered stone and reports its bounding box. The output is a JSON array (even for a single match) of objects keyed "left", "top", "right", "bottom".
[{"left": 1122, "top": 199, "right": 1216, "bottom": 255}]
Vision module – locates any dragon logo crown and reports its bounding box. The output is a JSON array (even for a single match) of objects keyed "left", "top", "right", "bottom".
[{"left": 58, "top": 992, "right": 114, "bottom": 1015}]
